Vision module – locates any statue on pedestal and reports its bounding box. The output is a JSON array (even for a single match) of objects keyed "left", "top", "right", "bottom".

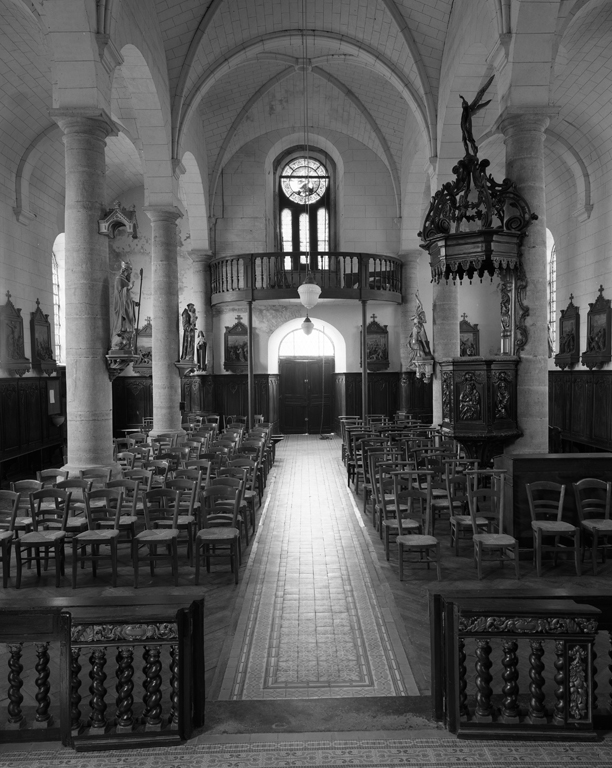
[
  {"left": 196, "top": 330, "right": 207, "bottom": 371},
  {"left": 181, "top": 303, "right": 197, "bottom": 361},
  {"left": 110, "top": 260, "right": 138, "bottom": 351}
]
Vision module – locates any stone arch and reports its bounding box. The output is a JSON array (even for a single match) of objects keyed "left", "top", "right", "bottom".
[
  {"left": 180, "top": 151, "right": 209, "bottom": 250},
  {"left": 268, "top": 317, "right": 346, "bottom": 375},
  {"left": 115, "top": 44, "right": 174, "bottom": 207},
  {"left": 263, "top": 132, "right": 345, "bottom": 252},
  {"left": 177, "top": 31, "right": 432, "bottom": 159}
]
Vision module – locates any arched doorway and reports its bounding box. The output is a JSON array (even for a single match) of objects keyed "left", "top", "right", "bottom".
[{"left": 278, "top": 327, "right": 334, "bottom": 434}]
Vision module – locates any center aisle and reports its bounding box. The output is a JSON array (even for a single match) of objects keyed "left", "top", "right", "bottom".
[{"left": 218, "top": 434, "right": 419, "bottom": 700}]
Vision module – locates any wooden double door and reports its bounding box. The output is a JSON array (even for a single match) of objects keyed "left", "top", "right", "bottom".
[{"left": 279, "top": 357, "right": 334, "bottom": 434}]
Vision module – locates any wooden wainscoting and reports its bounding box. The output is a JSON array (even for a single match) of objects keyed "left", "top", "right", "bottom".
[{"left": 549, "top": 370, "right": 612, "bottom": 451}]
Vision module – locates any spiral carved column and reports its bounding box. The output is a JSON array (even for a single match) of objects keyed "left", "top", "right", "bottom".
[
  {"left": 7, "top": 643, "right": 24, "bottom": 729},
  {"left": 553, "top": 639, "right": 566, "bottom": 726},
  {"left": 474, "top": 638, "right": 494, "bottom": 722},
  {"left": 33, "top": 642, "right": 52, "bottom": 728},
  {"left": 169, "top": 644, "right": 180, "bottom": 728},
  {"left": 500, "top": 639, "right": 520, "bottom": 723},
  {"left": 88, "top": 647, "right": 108, "bottom": 733},
  {"left": 527, "top": 639, "right": 546, "bottom": 723},
  {"left": 143, "top": 645, "right": 163, "bottom": 730},
  {"left": 70, "top": 647, "right": 83, "bottom": 734},
  {"left": 115, "top": 646, "right": 135, "bottom": 732}
]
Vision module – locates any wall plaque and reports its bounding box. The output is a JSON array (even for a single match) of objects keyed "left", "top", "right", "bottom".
[
  {"left": 554, "top": 295, "right": 580, "bottom": 370},
  {"left": 0, "top": 291, "right": 31, "bottom": 376},
  {"left": 30, "top": 298, "right": 57, "bottom": 375},
  {"left": 224, "top": 315, "right": 248, "bottom": 373},
  {"left": 581, "top": 285, "right": 611, "bottom": 370}
]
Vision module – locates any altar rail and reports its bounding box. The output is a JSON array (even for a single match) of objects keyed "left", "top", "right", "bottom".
[
  {"left": 0, "top": 597, "right": 204, "bottom": 750},
  {"left": 431, "top": 589, "right": 612, "bottom": 740},
  {"left": 210, "top": 252, "right": 402, "bottom": 304}
]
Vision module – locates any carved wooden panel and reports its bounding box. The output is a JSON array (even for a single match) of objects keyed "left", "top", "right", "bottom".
[
  {"left": 571, "top": 373, "right": 592, "bottom": 440},
  {"left": 592, "top": 375, "right": 612, "bottom": 445},
  {"left": 549, "top": 370, "right": 612, "bottom": 451}
]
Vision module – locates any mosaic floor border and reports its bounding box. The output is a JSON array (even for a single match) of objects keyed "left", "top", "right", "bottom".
[
  {"left": 2, "top": 739, "right": 612, "bottom": 767},
  {"left": 219, "top": 436, "right": 418, "bottom": 700}
]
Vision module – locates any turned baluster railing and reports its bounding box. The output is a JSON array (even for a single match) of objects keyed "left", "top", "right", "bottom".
[
  {"left": 0, "top": 598, "right": 204, "bottom": 749},
  {"left": 431, "top": 591, "right": 607, "bottom": 739}
]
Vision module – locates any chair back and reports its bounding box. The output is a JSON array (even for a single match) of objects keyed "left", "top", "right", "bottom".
[
  {"left": 142, "top": 460, "right": 170, "bottom": 485},
  {"left": 80, "top": 468, "right": 113, "bottom": 490},
  {"left": 165, "top": 478, "right": 198, "bottom": 515},
  {"left": 573, "top": 478, "right": 612, "bottom": 522},
  {"left": 11, "top": 479, "right": 43, "bottom": 512},
  {"left": 106, "top": 479, "right": 141, "bottom": 515},
  {"left": 56, "top": 478, "right": 93, "bottom": 504},
  {"left": 175, "top": 468, "right": 206, "bottom": 491},
  {"left": 84, "top": 488, "right": 123, "bottom": 529},
  {"left": 131, "top": 445, "right": 152, "bottom": 466},
  {"left": 117, "top": 451, "right": 136, "bottom": 471},
  {"left": 143, "top": 489, "right": 180, "bottom": 529},
  {"left": 0, "top": 490, "right": 19, "bottom": 533},
  {"left": 124, "top": 468, "right": 153, "bottom": 491},
  {"left": 526, "top": 481, "right": 566, "bottom": 523},
  {"left": 211, "top": 475, "right": 244, "bottom": 503},
  {"left": 36, "top": 469, "right": 69, "bottom": 488},
  {"left": 466, "top": 470, "right": 506, "bottom": 534},
  {"left": 129, "top": 432, "right": 148, "bottom": 445},
  {"left": 29, "top": 488, "right": 71, "bottom": 531},
  {"left": 392, "top": 469, "right": 433, "bottom": 535},
  {"left": 199, "top": 485, "right": 240, "bottom": 528}
]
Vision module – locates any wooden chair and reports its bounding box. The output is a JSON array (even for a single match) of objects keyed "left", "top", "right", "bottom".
[
  {"left": 142, "top": 460, "right": 170, "bottom": 487},
  {"left": 379, "top": 461, "right": 421, "bottom": 560},
  {"left": 448, "top": 472, "right": 491, "bottom": 556},
  {"left": 195, "top": 486, "right": 241, "bottom": 584},
  {"left": 80, "top": 467, "right": 113, "bottom": 490},
  {"left": 10, "top": 479, "right": 42, "bottom": 538},
  {"left": 36, "top": 469, "right": 69, "bottom": 488},
  {"left": 15, "top": 489, "right": 72, "bottom": 588},
  {"left": 466, "top": 469, "right": 518, "bottom": 579},
  {"left": 218, "top": 467, "right": 257, "bottom": 536},
  {"left": 55, "top": 479, "right": 92, "bottom": 536},
  {"left": 0, "top": 491, "right": 19, "bottom": 588},
  {"left": 164, "top": 478, "right": 198, "bottom": 565},
  {"left": 392, "top": 470, "right": 441, "bottom": 581},
  {"left": 116, "top": 451, "right": 136, "bottom": 472},
  {"left": 526, "top": 481, "right": 580, "bottom": 577},
  {"left": 229, "top": 456, "right": 262, "bottom": 507},
  {"left": 105, "top": 479, "right": 142, "bottom": 540},
  {"left": 210, "top": 476, "right": 248, "bottom": 545},
  {"left": 72, "top": 488, "right": 123, "bottom": 588},
  {"left": 573, "top": 478, "right": 612, "bottom": 574},
  {"left": 133, "top": 489, "right": 180, "bottom": 588}
]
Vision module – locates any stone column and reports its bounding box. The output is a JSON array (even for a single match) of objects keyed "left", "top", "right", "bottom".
[
  {"left": 189, "top": 249, "right": 214, "bottom": 372},
  {"left": 51, "top": 109, "right": 116, "bottom": 471},
  {"left": 432, "top": 281, "right": 459, "bottom": 426},
  {"left": 144, "top": 206, "right": 184, "bottom": 437},
  {"left": 498, "top": 110, "right": 553, "bottom": 454}
]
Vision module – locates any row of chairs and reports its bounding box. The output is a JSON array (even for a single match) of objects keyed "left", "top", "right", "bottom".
[
  {"left": 343, "top": 423, "right": 612, "bottom": 581},
  {"left": 1, "top": 423, "right": 276, "bottom": 589}
]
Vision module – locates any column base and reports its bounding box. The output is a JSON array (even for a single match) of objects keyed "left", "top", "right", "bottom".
[{"left": 62, "top": 462, "right": 123, "bottom": 479}]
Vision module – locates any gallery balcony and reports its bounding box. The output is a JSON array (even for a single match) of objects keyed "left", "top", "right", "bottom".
[{"left": 210, "top": 252, "right": 402, "bottom": 305}]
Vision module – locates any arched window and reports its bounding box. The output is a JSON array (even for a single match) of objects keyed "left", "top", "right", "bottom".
[
  {"left": 279, "top": 328, "right": 334, "bottom": 358},
  {"left": 276, "top": 151, "right": 334, "bottom": 270},
  {"left": 52, "top": 233, "right": 65, "bottom": 364},
  {"left": 547, "top": 229, "right": 556, "bottom": 351}
]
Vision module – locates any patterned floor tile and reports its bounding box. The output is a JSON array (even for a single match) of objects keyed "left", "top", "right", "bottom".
[{"left": 219, "top": 435, "right": 418, "bottom": 700}]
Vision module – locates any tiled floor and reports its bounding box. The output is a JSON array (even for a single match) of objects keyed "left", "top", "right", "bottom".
[{"left": 219, "top": 434, "right": 419, "bottom": 700}]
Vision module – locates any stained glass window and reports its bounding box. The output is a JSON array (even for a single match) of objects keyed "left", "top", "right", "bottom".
[
  {"left": 52, "top": 250, "right": 62, "bottom": 364},
  {"left": 547, "top": 230, "right": 557, "bottom": 349},
  {"left": 279, "top": 155, "right": 330, "bottom": 257}
]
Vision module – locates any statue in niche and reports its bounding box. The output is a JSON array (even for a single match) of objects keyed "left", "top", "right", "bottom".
[
  {"left": 196, "top": 330, "right": 207, "bottom": 370},
  {"left": 408, "top": 292, "right": 432, "bottom": 358},
  {"left": 181, "top": 303, "right": 197, "bottom": 361},
  {"left": 110, "top": 260, "right": 138, "bottom": 350}
]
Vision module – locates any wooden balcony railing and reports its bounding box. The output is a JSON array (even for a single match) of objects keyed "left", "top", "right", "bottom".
[
  {"left": 431, "top": 589, "right": 612, "bottom": 739},
  {"left": 0, "top": 596, "right": 204, "bottom": 749},
  {"left": 210, "top": 252, "right": 402, "bottom": 304}
]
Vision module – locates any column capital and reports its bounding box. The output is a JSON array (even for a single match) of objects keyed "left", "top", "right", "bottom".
[
  {"left": 494, "top": 106, "right": 559, "bottom": 137},
  {"left": 189, "top": 249, "right": 214, "bottom": 264},
  {"left": 49, "top": 108, "right": 118, "bottom": 139},
  {"left": 142, "top": 206, "right": 183, "bottom": 224}
]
